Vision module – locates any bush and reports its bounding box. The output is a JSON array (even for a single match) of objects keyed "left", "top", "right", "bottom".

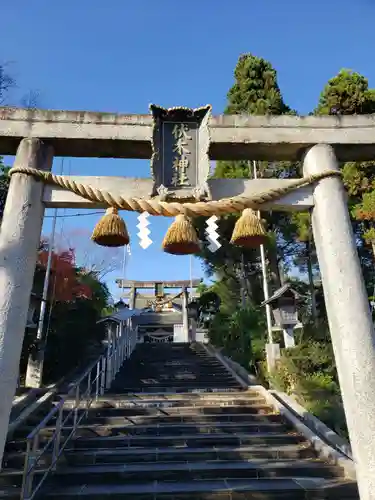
[
  {"left": 269, "top": 342, "right": 348, "bottom": 439},
  {"left": 208, "top": 306, "right": 265, "bottom": 372}
]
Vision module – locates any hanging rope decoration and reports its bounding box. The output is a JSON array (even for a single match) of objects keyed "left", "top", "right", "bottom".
[
  {"left": 91, "top": 206, "right": 129, "bottom": 247},
  {"left": 231, "top": 208, "right": 268, "bottom": 248},
  {"left": 162, "top": 214, "right": 201, "bottom": 255},
  {"left": 8, "top": 167, "right": 342, "bottom": 255}
]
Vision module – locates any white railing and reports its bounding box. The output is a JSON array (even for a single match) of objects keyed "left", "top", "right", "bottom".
[{"left": 20, "top": 323, "right": 138, "bottom": 500}]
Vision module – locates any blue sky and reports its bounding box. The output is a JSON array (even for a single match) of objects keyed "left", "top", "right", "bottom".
[{"left": 1, "top": 0, "right": 374, "bottom": 299}]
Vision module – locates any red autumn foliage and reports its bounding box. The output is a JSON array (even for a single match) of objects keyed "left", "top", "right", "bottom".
[
  {"left": 354, "top": 208, "right": 374, "bottom": 221},
  {"left": 37, "top": 248, "right": 92, "bottom": 302}
]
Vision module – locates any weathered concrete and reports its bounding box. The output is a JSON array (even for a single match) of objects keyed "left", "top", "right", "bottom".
[
  {"left": 303, "top": 144, "right": 375, "bottom": 500},
  {"left": 2, "top": 107, "right": 375, "bottom": 160},
  {"left": 261, "top": 387, "right": 357, "bottom": 481},
  {"left": 0, "top": 138, "right": 53, "bottom": 468},
  {"left": 270, "top": 390, "right": 353, "bottom": 461}
]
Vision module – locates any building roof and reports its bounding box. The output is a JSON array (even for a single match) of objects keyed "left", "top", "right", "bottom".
[
  {"left": 97, "top": 308, "right": 143, "bottom": 324},
  {"left": 261, "top": 282, "right": 301, "bottom": 306}
]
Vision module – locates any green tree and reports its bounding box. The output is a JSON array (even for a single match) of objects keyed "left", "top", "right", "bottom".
[
  {"left": 217, "top": 54, "right": 301, "bottom": 288},
  {"left": 21, "top": 248, "right": 112, "bottom": 385},
  {"left": 288, "top": 212, "right": 319, "bottom": 324},
  {"left": 197, "top": 54, "right": 299, "bottom": 316},
  {"left": 315, "top": 69, "right": 375, "bottom": 115},
  {"left": 77, "top": 269, "right": 111, "bottom": 314},
  {"left": 224, "top": 54, "right": 291, "bottom": 116}
]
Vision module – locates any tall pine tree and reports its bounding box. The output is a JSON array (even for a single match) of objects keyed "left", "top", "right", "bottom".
[{"left": 196, "top": 53, "right": 300, "bottom": 312}]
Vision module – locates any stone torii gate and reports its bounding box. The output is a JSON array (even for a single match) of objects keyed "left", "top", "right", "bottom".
[
  {"left": 115, "top": 279, "right": 201, "bottom": 309},
  {"left": 115, "top": 279, "right": 201, "bottom": 341},
  {"left": 0, "top": 106, "right": 375, "bottom": 498}
]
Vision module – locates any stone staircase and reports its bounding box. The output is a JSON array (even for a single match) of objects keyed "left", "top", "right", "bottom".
[{"left": 1, "top": 342, "right": 359, "bottom": 499}]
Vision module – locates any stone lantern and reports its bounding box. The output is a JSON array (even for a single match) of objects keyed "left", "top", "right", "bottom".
[
  {"left": 187, "top": 300, "right": 199, "bottom": 320},
  {"left": 186, "top": 300, "right": 199, "bottom": 342},
  {"left": 262, "top": 283, "right": 302, "bottom": 348}
]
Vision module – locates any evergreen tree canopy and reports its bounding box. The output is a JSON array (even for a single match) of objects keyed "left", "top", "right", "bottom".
[
  {"left": 197, "top": 53, "right": 299, "bottom": 312},
  {"left": 315, "top": 69, "right": 375, "bottom": 116},
  {"left": 225, "top": 54, "right": 291, "bottom": 115}
]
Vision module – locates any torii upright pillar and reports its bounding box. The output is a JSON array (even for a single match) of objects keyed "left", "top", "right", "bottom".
[
  {"left": 304, "top": 144, "right": 375, "bottom": 500},
  {"left": 0, "top": 139, "right": 53, "bottom": 467}
]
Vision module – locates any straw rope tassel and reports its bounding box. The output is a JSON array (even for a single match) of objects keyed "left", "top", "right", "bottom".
[
  {"left": 91, "top": 207, "right": 130, "bottom": 247},
  {"left": 162, "top": 214, "right": 200, "bottom": 255},
  {"left": 231, "top": 208, "right": 267, "bottom": 248}
]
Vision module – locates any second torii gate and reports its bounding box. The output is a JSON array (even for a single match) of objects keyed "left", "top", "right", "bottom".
[
  {"left": 0, "top": 106, "right": 374, "bottom": 498},
  {"left": 115, "top": 279, "right": 201, "bottom": 341}
]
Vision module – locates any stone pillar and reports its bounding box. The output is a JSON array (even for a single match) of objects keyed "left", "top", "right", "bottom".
[
  {"left": 282, "top": 328, "right": 295, "bottom": 348},
  {"left": 182, "top": 287, "right": 189, "bottom": 343},
  {"left": 125, "top": 325, "right": 129, "bottom": 358},
  {"left": 129, "top": 287, "right": 136, "bottom": 310},
  {"left": 303, "top": 144, "right": 375, "bottom": 500},
  {"left": 106, "top": 323, "right": 114, "bottom": 389},
  {"left": 0, "top": 139, "right": 53, "bottom": 467},
  {"left": 190, "top": 317, "right": 197, "bottom": 343},
  {"left": 119, "top": 322, "right": 123, "bottom": 366}
]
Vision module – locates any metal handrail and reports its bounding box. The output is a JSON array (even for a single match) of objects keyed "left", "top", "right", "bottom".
[{"left": 20, "top": 324, "right": 138, "bottom": 500}]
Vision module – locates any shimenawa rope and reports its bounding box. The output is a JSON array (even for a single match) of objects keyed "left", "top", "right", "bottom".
[{"left": 8, "top": 167, "right": 342, "bottom": 217}]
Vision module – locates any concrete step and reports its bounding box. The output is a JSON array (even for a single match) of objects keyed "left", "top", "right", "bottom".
[
  {"left": 12, "top": 412, "right": 285, "bottom": 434},
  {"left": 66, "top": 443, "right": 318, "bottom": 464},
  {"left": 61, "top": 395, "right": 266, "bottom": 409},
  {"left": 2, "top": 478, "right": 359, "bottom": 499},
  {"left": 6, "top": 431, "right": 302, "bottom": 454},
  {"left": 111, "top": 376, "right": 240, "bottom": 381},
  {"left": 9, "top": 413, "right": 286, "bottom": 445},
  {"left": 107, "top": 386, "right": 243, "bottom": 394},
  {"left": 3, "top": 443, "right": 318, "bottom": 470},
  {"left": 0, "top": 459, "right": 345, "bottom": 488},
  {"left": 109, "top": 382, "right": 243, "bottom": 389},
  {"left": 1, "top": 342, "right": 358, "bottom": 499},
  {"left": 12, "top": 404, "right": 276, "bottom": 431},
  {"left": 62, "top": 403, "right": 276, "bottom": 419},
  {"left": 68, "top": 431, "right": 305, "bottom": 450},
  {"left": 13, "top": 403, "right": 275, "bottom": 428},
  {"left": 15, "top": 421, "right": 290, "bottom": 439},
  {"left": 118, "top": 366, "right": 233, "bottom": 372},
  {"left": 123, "top": 360, "right": 232, "bottom": 366},
  {"left": 62, "top": 391, "right": 257, "bottom": 404}
]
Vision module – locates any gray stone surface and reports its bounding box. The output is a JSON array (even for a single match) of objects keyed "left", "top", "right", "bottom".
[
  {"left": 304, "top": 145, "right": 375, "bottom": 500},
  {"left": 0, "top": 139, "right": 53, "bottom": 468},
  {"left": 2, "top": 107, "right": 375, "bottom": 160}
]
